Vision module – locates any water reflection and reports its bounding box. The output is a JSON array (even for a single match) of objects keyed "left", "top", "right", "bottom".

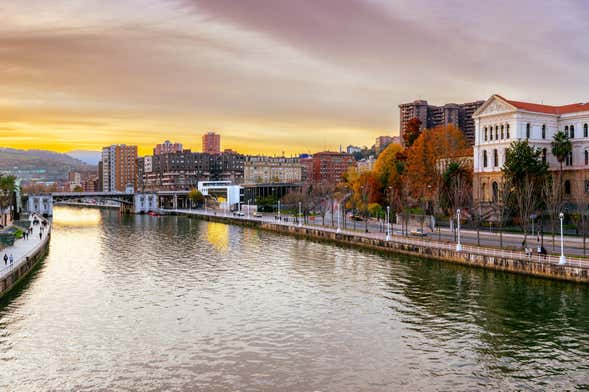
[{"left": 0, "top": 207, "right": 587, "bottom": 391}]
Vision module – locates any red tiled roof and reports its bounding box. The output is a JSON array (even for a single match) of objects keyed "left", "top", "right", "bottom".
[{"left": 496, "top": 94, "right": 589, "bottom": 115}]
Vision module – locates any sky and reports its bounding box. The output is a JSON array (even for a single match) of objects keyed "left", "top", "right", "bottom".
[{"left": 2, "top": 0, "right": 589, "bottom": 156}]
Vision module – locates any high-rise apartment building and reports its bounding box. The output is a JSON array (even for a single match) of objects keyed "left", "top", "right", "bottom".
[
  {"left": 399, "top": 99, "right": 484, "bottom": 145},
  {"left": 154, "top": 140, "right": 183, "bottom": 155},
  {"left": 202, "top": 132, "right": 221, "bottom": 154},
  {"left": 244, "top": 156, "right": 302, "bottom": 184},
  {"left": 101, "top": 144, "right": 138, "bottom": 192}
]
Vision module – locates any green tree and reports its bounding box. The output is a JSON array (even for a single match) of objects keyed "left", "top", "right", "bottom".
[
  {"left": 550, "top": 130, "right": 572, "bottom": 204},
  {"left": 502, "top": 140, "right": 548, "bottom": 244},
  {"left": 0, "top": 173, "right": 16, "bottom": 226}
]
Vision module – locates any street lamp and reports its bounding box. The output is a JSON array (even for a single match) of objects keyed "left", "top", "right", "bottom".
[
  {"left": 456, "top": 208, "right": 463, "bottom": 252},
  {"left": 386, "top": 205, "right": 391, "bottom": 241},
  {"left": 559, "top": 212, "right": 566, "bottom": 264},
  {"left": 298, "top": 202, "right": 302, "bottom": 227},
  {"left": 247, "top": 199, "right": 251, "bottom": 218},
  {"left": 336, "top": 202, "right": 341, "bottom": 233},
  {"left": 278, "top": 200, "right": 281, "bottom": 220}
]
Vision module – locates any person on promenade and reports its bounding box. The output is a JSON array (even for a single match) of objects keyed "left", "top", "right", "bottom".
[
  {"left": 9, "top": 254, "right": 13, "bottom": 265},
  {"left": 3, "top": 254, "right": 7, "bottom": 265},
  {"left": 39, "top": 231, "right": 42, "bottom": 240}
]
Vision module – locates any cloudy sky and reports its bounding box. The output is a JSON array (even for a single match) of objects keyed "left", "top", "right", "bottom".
[{"left": 1, "top": 0, "right": 589, "bottom": 155}]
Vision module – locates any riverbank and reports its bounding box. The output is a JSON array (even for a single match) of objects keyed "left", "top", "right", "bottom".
[
  {"left": 172, "top": 209, "right": 589, "bottom": 284},
  {"left": 0, "top": 215, "right": 51, "bottom": 299}
]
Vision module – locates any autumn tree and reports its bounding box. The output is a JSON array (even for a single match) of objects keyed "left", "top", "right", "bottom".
[
  {"left": 404, "top": 124, "right": 470, "bottom": 204},
  {"left": 403, "top": 118, "right": 422, "bottom": 147}
]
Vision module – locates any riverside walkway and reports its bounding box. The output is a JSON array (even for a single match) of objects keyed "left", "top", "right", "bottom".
[
  {"left": 170, "top": 208, "right": 589, "bottom": 281},
  {"left": 0, "top": 215, "right": 51, "bottom": 281}
]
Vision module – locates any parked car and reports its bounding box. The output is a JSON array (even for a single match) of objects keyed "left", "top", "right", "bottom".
[
  {"left": 253, "top": 212, "right": 263, "bottom": 218},
  {"left": 351, "top": 215, "right": 364, "bottom": 221},
  {"left": 233, "top": 211, "right": 245, "bottom": 216},
  {"left": 410, "top": 228, "right": 427, "bottom": 237}
]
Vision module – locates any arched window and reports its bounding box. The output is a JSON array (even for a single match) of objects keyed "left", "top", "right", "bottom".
[
  {"left": 542, "top": 124, "right": 546, "bottom": 139},
  {"left": 483, "top": 150, "right": 488, "bottom": 167},
  {"left": 570, "top": 125, "right": 575, "bottom": 138},
  {"left": 565, "top": 180, "right": 571, "bottom": 195},
  {"left": 492, "top": 182, "right": 499, "bottom": 202},
  {"left": 506, "top": 124, "right": 510, "bottom": 139},
  {"left": 526, "top": 123, "right": 531, "bottom": 138},
  {"left": 584, "top": 123, "right": 588, "bottom": 138},
  {"left": 484, "top": 127, "right": 488, "bottom": 141},
  {"left": 501, "top": 125, "right": 504, "bottom": 139},
  {"left": 542, "top": 148, "right": 547, "bottom": 164},
  {"left": 565, "top": 125, "right": 569, "bottom": 137},
  {"left": 566, "top": 151, "right": 573, "bottom": 166},
  {"left": 585, "top": 150, "right": 588, "bottom": 165},
  {"left": 493, "top": 149, "right": 498, "bottom": 167}
]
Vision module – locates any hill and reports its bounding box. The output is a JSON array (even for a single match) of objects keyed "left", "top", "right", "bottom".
[{"left": 66, "top": 150, "right": 102, "bottom": 165}]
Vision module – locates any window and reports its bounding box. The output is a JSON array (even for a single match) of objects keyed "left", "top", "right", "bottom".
[
  {"left": 565, "top": 180, "right": 571, "bottom": 195},
  {"left": 565, "top": 125, "right": 569, "bottom": 137},
  {"left": 483, "top": 150, "right": 488, "bottom": 167},
  {"left": 570, "top": 125, "right": 575, "bottom": 139},
  {"left": 506, "top": 124, "right": 510, "bottom": 139},
  {"left": 493, "top": 149, "right": 498, "bottom": 167},
  {"left": 566, "top": 151, "right": 573, "bottom": 166},
  {"left": 492, "top": 182, "right": 499, "bottom": 202},
  {"left": 495, "top": 126, "right": 499, "bottom": 140},
  {"left": 484, "top": 127, "right": 488, "bottom": 141},
  {"left": 501, "top": 125, "right": 504, "bottom": 139},
  {"left": 585, "top": 180, "right": 589, "bottom": 194},
  {"left": 481, "top": 183, "right": 486, "bottom": 201},
  {"left": 585, "top": 150, "right": 588, "bottom": 165},
  {"left": 585, "top": 123, "right": 588, "bottom": 138},
  {"left": 542, "top": 148, "right": 547, "bottom": 164},
  {"left": 526, "top": 123, "right": 530, "bottom": 138},
  {"left": 490, "top": 127, "right": 493, "bottom": 141},
  {"left": 542, "top": 124, "right": 546, "bottom": 139}
]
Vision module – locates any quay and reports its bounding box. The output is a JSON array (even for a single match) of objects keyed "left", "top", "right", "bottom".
[
  {"left": 0, "top": 215, "right": 51, "bottom": 299},
  {"left": 172, "top": 209, "right": 589, "bottom": 284}
]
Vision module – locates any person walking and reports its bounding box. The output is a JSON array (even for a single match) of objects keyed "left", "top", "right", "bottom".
[
  {"left": 9, "top": 254, "right": 13, "bottom": 265},
  {"left": 3, "top": 253, "right": 7, "bottom": 265},
  {"left": 39, "top": 231, "right": 42, "bottom": 240}
]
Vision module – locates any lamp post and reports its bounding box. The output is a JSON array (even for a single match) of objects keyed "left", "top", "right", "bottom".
[
  {"left": 298, "top": 202, "right": 302, "bottom": 227},
  {"left": 559, "top": 212, "right": 566, "bottom": 264},
  {"left": 278, "top": 200, "right": 281, "bottom": 221},
  {"left": 336, "top": 202, "right": 341, "bottom": 233},
  {"left": 247, "top": 199, "right": 251, "bottom": 218},
  {"left": 456, "top": 208, "right": 463, "bottom": 252},
  {"left": 386, "top": 205, "right": 391, "bottom": 241}
]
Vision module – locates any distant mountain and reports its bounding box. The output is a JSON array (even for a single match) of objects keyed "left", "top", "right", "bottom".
[
  {"left": 0, "top": 147, "right": 96, "bottom": 182},
  {"left": 66, "top": 150, "right": 102, "bottom": 165}
]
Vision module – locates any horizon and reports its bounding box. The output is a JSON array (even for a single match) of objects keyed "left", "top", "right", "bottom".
[{"left": 3, "top": 1, "right": 589, "bottom": 155}]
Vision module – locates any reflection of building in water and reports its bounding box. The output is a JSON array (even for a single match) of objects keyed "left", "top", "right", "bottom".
[
  {"left": 52, "top": 206, "right": 102, "bottom": 227},
  {"left": 206, "top": 222, "right": 229, "bottom": 252}
]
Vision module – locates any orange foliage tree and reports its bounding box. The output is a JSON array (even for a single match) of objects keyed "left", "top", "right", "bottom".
[
  {"left": 405, "top": 125, "right": 469, "bottom": 203},
  {"left": 403, "top": 118, "right": 422, "bottom": 147}
]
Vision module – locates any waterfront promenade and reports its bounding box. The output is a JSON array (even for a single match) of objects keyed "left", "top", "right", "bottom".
[
  {"left": 0, "top": 215, "right": 50, "bottom": 282},
  {"left": 171, "top": 208, "right": 589, "bottom": 283}
]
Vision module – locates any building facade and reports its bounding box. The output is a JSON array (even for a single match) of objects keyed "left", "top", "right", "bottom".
[
  {"left": 154, "top": 140, "right": 183, "bottom": 155},
  {"left": 473, "top": 94, "right": 589, "bottom": 206},
  {"left": 101, "top": 145, "right": 138, "bottom": 192},
  {"left": 202, "top": 132, "right": 221, "bottom": 154},
  {"left": 399, "top": 99, "right": 484, "bottom": 145},
  {"left": 243, "top": 156, "right": 302, "bottom": 184},
  {"left": 310, "top": 151, "right": 356, "bottom": 184}
]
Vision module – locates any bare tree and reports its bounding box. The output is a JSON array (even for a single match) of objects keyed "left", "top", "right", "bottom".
[
  {"left": 490, "top": 179, "right": 512, "bottom": 249},
  {"left": 543, "top": 175, "right": 562, "bottom": 251}
]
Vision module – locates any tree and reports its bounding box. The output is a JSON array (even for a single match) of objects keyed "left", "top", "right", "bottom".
[
  {"left": 0, "top": 174, "right": 16, "bottom": 227},
  {"left": 439, "top": 161, "right": 472, "bottom": 216},
  {"left": 551, "top": 130, "right": 572, "bottom": 205},
  {"left": 502, "top": 140, "right": 548, "bottom": 245},
  {"left": 188, "top": 188, "right": 204, "bottom": 208},
  {"left": 543, "top": 175, "right": 562, "bottom": 250},
  {"left": 373, "top": 142, "right": 403, "bottom": 186},
  {"left": 403, "top": 117, "right": 422, "bottom": 147}
]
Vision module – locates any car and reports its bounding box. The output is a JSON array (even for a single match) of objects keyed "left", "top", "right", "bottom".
[
  {"left": 253, "top": 212, "right": 263, "bottom": 218},
  {"left": 233, "top": 211, "right": 245, "bottom": 216},
  {"left": 351, "top": 215, "right": 364, "bottom": 221},
  {"left": 410, "top": 228, "right": 427, "bottom": 237}
]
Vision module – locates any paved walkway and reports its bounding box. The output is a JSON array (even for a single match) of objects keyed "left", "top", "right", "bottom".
[{"left": 0, "top": 215, "right": 51, "bottom": 280}]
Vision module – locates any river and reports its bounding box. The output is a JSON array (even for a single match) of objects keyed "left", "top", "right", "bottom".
[{"left": 0, "top": 206, "right": 588, "bottom": 391}]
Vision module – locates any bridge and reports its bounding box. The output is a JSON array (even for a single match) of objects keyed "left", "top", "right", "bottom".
[{"left": 26, "top": 182, "right": 243, "bottom": 216}]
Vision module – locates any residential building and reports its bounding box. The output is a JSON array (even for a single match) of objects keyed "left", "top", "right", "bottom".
[
  {"left": 154, "top": 140, "right": 183, "bottom": 155},
  {"left": 101, "top": 144, "right": 138, "bottom": 192},
  {"left": 399, "top": 99, "right": 484, "bottom": 145},
  {"left": 375, "top": 136, "right": 401, "bottom": 153},
  {"left": 309, "top": 151, "right": 356, "bottom": 184},
  {"left": 244, "top": 156, "right": 302, "bottom": 184},
  {"left": 357, "top": 156, "right": 377, "bottom": 173},
  {"left": 83, "top": 176, "right": 99, "bottom": 192},
  {"left": 300, "top": 155, "right": 313, "bottom": 183},
  {"left": 473, "top": 94, "right": 589, "bottom": 206},
  {"left": 202, "top": 132, "right": 221, "bottom": 154},
  {"left": 346, "top": 145, "right": 361, "bottom": 154}
]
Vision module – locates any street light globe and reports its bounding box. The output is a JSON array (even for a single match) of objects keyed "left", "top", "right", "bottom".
[
  {"left": 457, "top": 208, "right": 461, "bottom": 215},
  {"left": 559, "top": 212, "right": 564, "bottom": 219}
]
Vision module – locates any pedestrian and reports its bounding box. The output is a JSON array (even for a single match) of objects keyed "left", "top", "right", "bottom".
[
  {"left": 3, "top": 254, "right": 7, "bottom": 265},
  {"left": 39, "top": 232, "right": 42, "bottom": 240},
  {"left": 9, "top": 254, "right": 13, "bottom": 265}
]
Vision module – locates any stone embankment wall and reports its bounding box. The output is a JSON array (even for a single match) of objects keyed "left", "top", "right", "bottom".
[
  {"left": 182, "top": 213, "right": 589, "bottom": 284},
  {"left": 0, "top": 233, "right": 50, "bottom": 299}
]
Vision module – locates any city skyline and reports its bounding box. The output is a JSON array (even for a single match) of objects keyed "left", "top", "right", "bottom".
[{"left": 2, "top": 1, "right": 589, "bottom": 155}]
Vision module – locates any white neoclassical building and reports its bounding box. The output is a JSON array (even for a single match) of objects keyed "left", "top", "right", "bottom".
[{"left": 473, "top": 94, "right": 589, "bottom": 205}]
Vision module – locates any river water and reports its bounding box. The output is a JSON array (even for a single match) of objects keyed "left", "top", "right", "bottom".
[{"left": 0, "top": 207, "right": 588, "bottom": 391}]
